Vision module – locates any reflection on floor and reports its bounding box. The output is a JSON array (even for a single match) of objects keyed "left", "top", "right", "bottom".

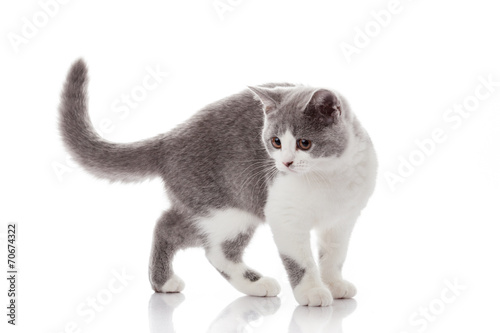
[
  {"left": 288, "top": 299, "right": 357, "bottom": 333},
  {"left": 149, "top": 293, "right": 357, "bottom": 333},
  {"left": 206, "top": 296, "right": 281, "bottom": 333}
]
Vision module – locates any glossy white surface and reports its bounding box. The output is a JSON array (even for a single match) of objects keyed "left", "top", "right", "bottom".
[{"left": 1, "top": 0, "right": 499, "bottom": 332}]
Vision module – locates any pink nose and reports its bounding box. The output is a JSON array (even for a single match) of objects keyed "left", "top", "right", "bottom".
[{"left": 283, "top": 161, "right": 293, "bottom": 168}]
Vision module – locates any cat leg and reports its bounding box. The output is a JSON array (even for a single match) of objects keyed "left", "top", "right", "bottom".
[
  {"left": 149, "top": 209, "right": 199, "bottom": 293},
  {"left": 205, "top": 230, "right": 281, "bottom": 297},
  {"left": 270, "top": 220, "right": 333, "bottom": 306},
  {"left": 200, "top": 209, "right": 281, "bottom": 297},
  {"left": 317, "top": 224, "right": 357, "bottom": 299}
]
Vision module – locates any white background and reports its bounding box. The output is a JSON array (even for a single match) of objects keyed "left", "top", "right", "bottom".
[{"left": 1, "top": 0, "right": 499, "bottom": 332}]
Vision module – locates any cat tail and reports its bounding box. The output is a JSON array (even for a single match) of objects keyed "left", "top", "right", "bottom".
[{"left": 59, "top": 59, "right": 163, "bottom": 182}]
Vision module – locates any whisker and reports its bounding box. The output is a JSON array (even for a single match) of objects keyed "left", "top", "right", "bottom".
[
  {"left": 238, "top": 164, "right": 277, "bottom": 195},
  {"left": 252, "top": 167, "right": 278, "bottom": 199},
  {"left": 239, "top": 160, "right": 275, "bottom": 174}
]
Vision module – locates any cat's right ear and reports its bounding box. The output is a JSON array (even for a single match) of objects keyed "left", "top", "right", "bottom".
[{"left": 247, "top": 86, "right": 278, "bottom": 115}]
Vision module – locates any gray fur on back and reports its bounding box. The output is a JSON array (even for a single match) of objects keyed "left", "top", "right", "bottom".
[
  {"left": 59, "top": 60, "right": 353, "bottom": 219},
  {"left": 60, "top": 60, "right": 290, "bottom": 219},
  {"left": 155, "top": 87, "right": 274, "bottom": 218}
]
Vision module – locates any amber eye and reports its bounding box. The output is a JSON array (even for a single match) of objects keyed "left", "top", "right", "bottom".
[
  {"left": 271, "top": 137, "right": 281, "bottom": 149},
  {"left": 297, "top": 139, "right": 311, "bottom": 150}
]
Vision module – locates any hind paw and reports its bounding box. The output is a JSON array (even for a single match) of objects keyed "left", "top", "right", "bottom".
[{"left": 159, "top": 274, "right": 185, "bottom": 293}]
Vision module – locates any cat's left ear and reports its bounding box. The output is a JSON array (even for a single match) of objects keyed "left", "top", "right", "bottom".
[
  {"left": 304, "top": 89, "right": 342, "bottom": 125},
  {"left": 247, "top": 86, "right": 279, "bottom": 114}
]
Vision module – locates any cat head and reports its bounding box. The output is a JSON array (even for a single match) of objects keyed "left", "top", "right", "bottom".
[{"left": 248, "top": 85, "right": 350, "bottom": 174}]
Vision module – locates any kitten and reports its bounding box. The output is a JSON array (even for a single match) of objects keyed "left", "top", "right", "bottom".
[{"left": 59, "top": 59, "right": 377, "bottom": 306}]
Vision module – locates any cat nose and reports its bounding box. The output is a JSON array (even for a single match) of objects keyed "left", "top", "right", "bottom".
[{"left": 283, "top": 161, "right": 293, "bottom": 168}]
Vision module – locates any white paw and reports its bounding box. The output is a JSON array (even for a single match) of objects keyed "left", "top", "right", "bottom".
[
  {"left": 325, "top": 279, "right": 357, "bottom": 299},
  {"left": 294, "top": 286, "right": 333, "bottom": 307},
  {"left": 160, "top": 274, "right": 185, "bottom": 293},
  {"left": 241, "top": 277, "right": 281, "bottom": 297}
]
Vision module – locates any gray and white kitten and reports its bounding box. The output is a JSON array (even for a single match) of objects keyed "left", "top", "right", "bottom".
[{"left": 59, "top": 60, "right": 377, "bottom": 306}]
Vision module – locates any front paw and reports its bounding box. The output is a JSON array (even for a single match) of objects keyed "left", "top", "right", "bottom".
[
  {"left": 325, "top": 279, "right": 357, "bottom": 299},
  {"left": 294, "top": 286, "right": 333, "bottom": 307},
  {"left": 238, "top": 276, "right": 281, "bottom": 297}
]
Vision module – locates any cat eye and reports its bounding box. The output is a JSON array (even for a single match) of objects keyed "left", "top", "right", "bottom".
[
  {"left": 297, "top": 139, "right": 311, "bottom": 151},
  {"left": 271, "top": 137, "right": 281, "bottom": 149}
]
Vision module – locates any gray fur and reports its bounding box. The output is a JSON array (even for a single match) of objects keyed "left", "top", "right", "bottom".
[
  {"left": 59, "top": 60, "right": 353, "bottom": 292},
  {"left": 243, "top": 269, "right": 262, "bottom": 282},
  {"left": 149, "top": 209, "right": 201, "bottom": 291},
  {"left": 280, "top": 254, "right": 306, "bottom": 288},
  {"left": 222, "top": 231, "right": 254, "bottom": 263},
  {"left": 58, "top": 60, "right": 163, "bottom": 182}
]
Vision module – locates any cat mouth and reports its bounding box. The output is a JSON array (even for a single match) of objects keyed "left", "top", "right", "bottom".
[
  {"left": 284, "top": 166, "right": 299, "bottom": 174},
  {"left": 277, "top": 165, "right": 296, "bottom": 173}
]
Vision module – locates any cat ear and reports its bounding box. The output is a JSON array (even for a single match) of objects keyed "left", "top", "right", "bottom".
[
  {"left": 247, "top": 86, "right": 279, "bottom": 114},
  {"left": 304, "top": 89, "right": 342, "bottom": 125}
]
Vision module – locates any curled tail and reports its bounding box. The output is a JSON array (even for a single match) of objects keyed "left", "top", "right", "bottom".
[{"left": 59, "top": 59, "right": 162, "bottom": 182}]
